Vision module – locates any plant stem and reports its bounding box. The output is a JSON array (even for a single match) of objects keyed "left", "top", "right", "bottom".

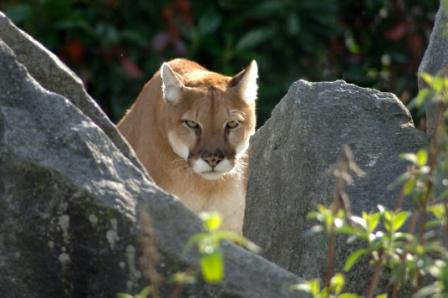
[
  {"left": 418, "top": 106, "right": 441, "bottom": 242},
  {"left": 325, "top": 231, "right": 336, "bottom": 289},
  {"left": 366, "top": 256, "right": 383, "bottom": 298},
  {"left": 394, "top": 189, "right": 406, "bottom": 211},
  {"left": 169, "top": 285, "right": 183, "bottom": 298},
  {"left": 325, "top": 184, "right": 344, "bottom": 289},
  {"left": 391, "top": 279, "right": 401, "bottom": 298}
]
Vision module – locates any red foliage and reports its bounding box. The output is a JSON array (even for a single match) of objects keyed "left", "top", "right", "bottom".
[
  {"left": 60, "top": 39, "right": 86, "bottom": 65},
  {"left": 384, "top": 21, "right": 408, "bottom": 40},
  {"left": 120, "top": 56, "right": 142, "bottom": 78},
  {"left": 105, "top": 0, "right": 117, "bottom": 9},
  {"left": 175, "top": 0, "right": 193, "bottom": 26},
  {"left": 408, "top": 33, "right": 424, "bottom": 63}
]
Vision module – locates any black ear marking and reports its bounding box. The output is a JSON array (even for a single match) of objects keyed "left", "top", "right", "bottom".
[{"left": 229, "top": 68, "right": 247, "bottom": 88}]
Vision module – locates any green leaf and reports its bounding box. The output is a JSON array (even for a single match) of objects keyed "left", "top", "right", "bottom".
[
  {"left": 433, "top": 77, "right": 445, "bottom": 93},
  {"left": 413, "top": 284, "right": 439, "bottom": 298},
  {"left": 55, "top": 18, "right": 91, "bottom": 32},
  {"left": 291, "top": 279, "right": 321, "bottom": 295},
  {"left": 183, "top": 232, "right": 207, "bottom": 255},
  {"left": 198, "top": 10, "right": 222, "bottom": 35},
  {"left": 200, "top": 249, "right": 224, "bottom": 283},
  {"left": 135, "top": 287, "right": 152, "bottom": 298},
  {"left": 400, "top": 153, "right": 417, "bottom": 164},
  {"left": 427, "top": 219, "right": 442, "bottom": 228},
  {"left": 116, "top": 294, "right": 133, "bottom": 298},
  {"left": 330, "top": 273, "right": 345, "bottom": 294},
  {"left": 337, "top": 224, "right": 358, "bottom": 236},
  {"left": 366, "top": 213, "right": 381, "bottom": 232},
  {"left": 213, "top": 231, "right": 261, "bottom": 253},
  {"left": 429, "top": 204, "right": 446, "bottom": 219},
  {"left": 419, "top": 72, "right": 434, "bottom": 86},
  {"left": 200, "top": 212, "right": 222, "bottom": 231},
  {"left": 309, "top": 279, "right": 321, "bottom": 296},
  {"left": 384, "top": 210, "right": 393, "bottom": 232},
  {"left": 338, "top": 294, "right": 361, "bottom": 298},
  {"left": 440, "top": 261, "right": 448, "bottom": 294},
  {"left": 376, "top": 294, "right": 388, "bottom": 298},
  {"left": 403, "top": 177, "right": 416, "bottom": 196},
  {"left": 287, "top": 13, "right": 300, "bottom": 35},
  {"left": 392, "top": 211, "right": 409, "bottom": 232},
  {"left": 345, "top": 36, "right": 360, "bottom": 54},
  {"left": 289, "top": 282, "right": 311, "bottom": 292},
  {"left": 416, "top": 149, "right": 428, "bottom": 166},
  {"left": 414, "top": 88, "right": 430, "bottom": 107},
  {"left": 251, "top": 1, "right": 283, "bottom": 18},
  {"left": 344, "top": 248, "right": 367, "bottom": 272},
  {"left": 322, "top": 288, "right": 330, "bottom": 297},
  {"left": 169, "top": 272, "right": 197, "bottom": 285},
  {"left": 351, "top": 215, "right": 367, "bottom": 229},
  {"left": 236, "top": 28, "right": 274, "bottom": 51}
]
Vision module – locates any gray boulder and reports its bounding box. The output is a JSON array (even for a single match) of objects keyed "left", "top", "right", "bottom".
[
  {"left": 0, "top": 11, "right": 148, "bottom": 177},
  {"left": 244, "top": 80, "right": 427, "bottom": 294},
  {"left": 418, "top": 1, "right": 448, "bottom": 86},
  {"left": 0, "top": 25, "right": 304, "bottom": 298},
  {"left": 418, "top": 1, "right": 448, "bottom": 136}
]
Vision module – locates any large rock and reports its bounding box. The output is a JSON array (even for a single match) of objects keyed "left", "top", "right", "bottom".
[
  {"left": 418, "top": 1, "right": 448, "bottom": 136},
  {"left": 0, "top": 11, "right": 148, "bottom": 177},
  {"left": 244, "top": 80, "right": 427, "bottom": 293},
  {"left": 0, "top": 28, "right": 304, "bottom": 298},
  {"left": 418, "top": 1, "right": 448, "bottom": 85}
]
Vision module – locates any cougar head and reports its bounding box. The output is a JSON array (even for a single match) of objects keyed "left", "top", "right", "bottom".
[{"left": 161, "top": 61, "right": 258, "bottom": 180}]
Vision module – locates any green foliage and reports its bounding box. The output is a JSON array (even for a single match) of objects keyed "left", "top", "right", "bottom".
[
  {"left": 169, "top": 271, "right": 196, "bottom": 285},
  {"left": 298, "top": 73, "right": 448, "bottom": 297},
  {"left": 291, "top": 273, "right": 362, "bottom": 298},
  {"left": 185, "top": 212, "right": 260, "bottom": 284},
  {"left": 117, "top": 212, "right": 259, "bottom": 297},
  {"left": 116, "top": 286, "right": 151, "bottom": 298},
  {"left": 0, "top": 0, "right": 438, "bottom": 125}
]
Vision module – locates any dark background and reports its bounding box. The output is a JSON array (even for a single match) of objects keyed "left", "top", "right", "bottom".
[{"left": 0, "top": 0, "right": 438, "bottom": 127}]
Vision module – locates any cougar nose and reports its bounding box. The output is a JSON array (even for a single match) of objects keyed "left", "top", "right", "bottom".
[{"left": 201, "top": 150, "right": 224, "bottom": 168}]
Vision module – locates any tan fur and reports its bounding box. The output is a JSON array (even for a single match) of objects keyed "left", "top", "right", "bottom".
[{"left": 117, "top": 58, "right": 257, "bottom": 233}]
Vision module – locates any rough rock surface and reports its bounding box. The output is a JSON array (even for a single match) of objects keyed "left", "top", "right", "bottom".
[
  {"left": 0, "top": 31, "right": 303, "bottom": 298},
  {"left": 418, "top": 1, "right": 448, "bottom": 136},
  {"left": 0, "top": 11, "right": 148, "bottom": 177},
  {"left": 418, "top": 1, "right": 448, "bottom": 86},
  {"left": 244, "top": 80, "right": 427, "bottom": 294}
]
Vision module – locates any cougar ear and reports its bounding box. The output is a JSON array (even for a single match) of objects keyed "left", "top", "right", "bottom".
[
  {"left": 161, "top": 63, "right": 184, "bottom": 104},
  {"left": 229, "top": 60, "right": 258, "bottom": 104}
]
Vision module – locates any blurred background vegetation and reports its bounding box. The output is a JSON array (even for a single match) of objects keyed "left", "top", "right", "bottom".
[{"left": 0, "top": 0, "right": 439, "bottom": 127}]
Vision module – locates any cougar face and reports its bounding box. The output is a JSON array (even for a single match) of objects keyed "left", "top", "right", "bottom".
[{"left": 162, "top": 61, "right": 257, "bottom": 180}]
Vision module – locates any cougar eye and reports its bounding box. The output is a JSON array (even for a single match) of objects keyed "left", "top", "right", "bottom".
[
  {"left": 184, "top": 120, "right": 200, "bottom": 129},
  {"left": 226, "top": 120, "right": 239, "bottom": 129}
]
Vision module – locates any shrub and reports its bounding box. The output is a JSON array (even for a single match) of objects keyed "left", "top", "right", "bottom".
[{"left": 0, "top": 0, "right": 438, "bottom": 124}]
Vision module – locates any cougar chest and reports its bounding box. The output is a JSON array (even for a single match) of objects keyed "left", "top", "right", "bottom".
[{"left": 178, "top": 178, "right": 246, "bottom": 233}]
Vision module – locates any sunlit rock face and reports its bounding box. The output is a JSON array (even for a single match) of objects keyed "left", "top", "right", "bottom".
[
  {"left": 418, "top": 1, "right": 448, "bottom": 136},
  {"left": 245, "top": 80, "right": 426, "bottom": 294},
  {"left": 0, "top": 11, "right": 146, "bottom": 175}
]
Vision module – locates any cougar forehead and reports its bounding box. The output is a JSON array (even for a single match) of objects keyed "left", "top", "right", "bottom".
[{"left": 188, "top": 87, "right": 238, "bottom": 152}]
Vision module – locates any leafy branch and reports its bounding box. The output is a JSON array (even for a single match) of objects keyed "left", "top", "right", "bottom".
[{"left": 293, "top": 73, "right": 448, "bottom": 298}]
